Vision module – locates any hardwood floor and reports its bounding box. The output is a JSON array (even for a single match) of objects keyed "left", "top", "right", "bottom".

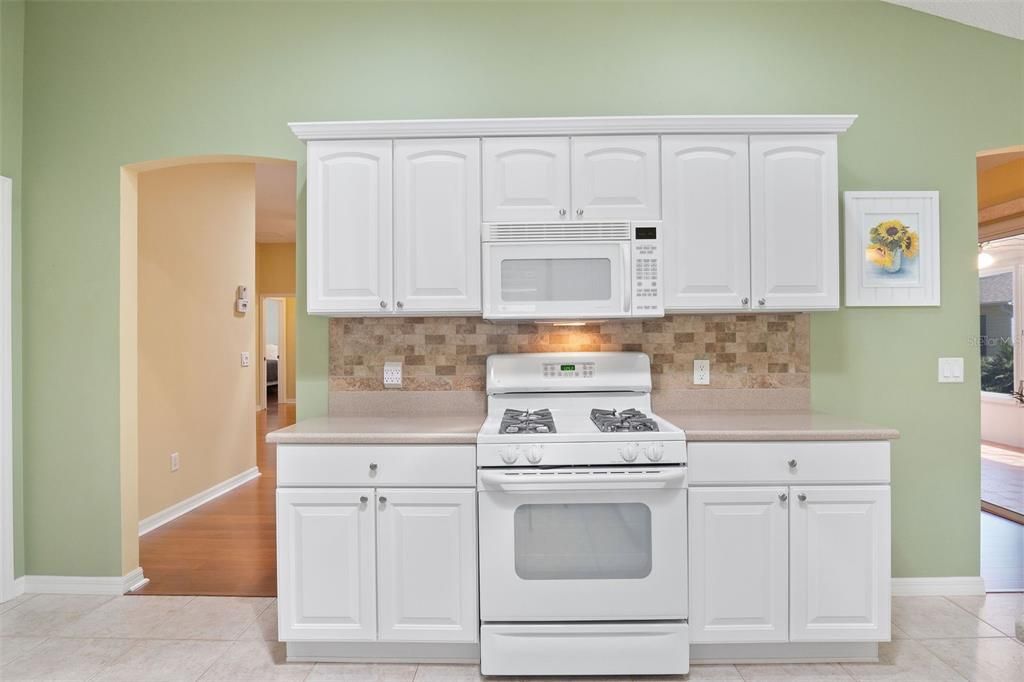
[{"left": 133, "top": 400, "right": 295, "bottom": 596}]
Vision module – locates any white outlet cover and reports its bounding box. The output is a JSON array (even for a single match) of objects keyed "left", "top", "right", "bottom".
[
  {"left": 938, "top": 357, "right": 964, "bottom": 383},
  {"left": 170, "top": 452, "right": 180, "bottom": 472},
  {"left": 693, "top": 359, "right": 710, "bottom": 385},
  {"left": 384, "top": 361, "right": 403, "bottom": 388}
]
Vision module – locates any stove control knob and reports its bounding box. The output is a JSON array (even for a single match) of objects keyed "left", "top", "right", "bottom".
[
  {"left": 526, "top": 445, "right": 543, "bottom": 464},
  {"left": 500, "top": 447, "right": 519, "bottom": 465},
  {"left": 644, "top": 443, "right": 665, "bottom": 462},
  {"left": 620, "top": 443, "right": 639, "bottom": 462}
]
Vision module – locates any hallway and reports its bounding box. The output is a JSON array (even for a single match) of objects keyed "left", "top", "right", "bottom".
[{"left": 134, "top": 402, "right": 296, "bottom": 596}]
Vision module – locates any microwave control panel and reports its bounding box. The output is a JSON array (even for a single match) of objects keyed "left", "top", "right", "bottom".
[{"left": 632, "top": 222, "right": 664, "bottom": 317}]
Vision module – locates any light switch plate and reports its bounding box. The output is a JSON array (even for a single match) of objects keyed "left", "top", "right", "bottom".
[
  {"left": 241, "top": 351, "right": 250, "bottom": 367},
  {"left": 938, "top": 357, "right": 964, "bottom": 383},
  {"left": 384, "top": 361, "right": 402, "bottom": 388},
  {"left": 693, "top": 359, "right": 710, "bottom": 385},
  {"left": 170, "top": 452, "right": 180, "bottom": 472}
]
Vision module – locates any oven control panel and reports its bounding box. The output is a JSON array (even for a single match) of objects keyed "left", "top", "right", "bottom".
[{"left": 542, "top": 361, "right": 595, "bottom": 379}]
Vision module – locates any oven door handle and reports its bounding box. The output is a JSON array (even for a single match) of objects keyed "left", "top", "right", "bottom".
[{"left": 478, "top": 467, "right": 686, "bottom": 491}]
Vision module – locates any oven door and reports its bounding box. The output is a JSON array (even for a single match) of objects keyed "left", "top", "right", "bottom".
[
  {"left": 482, "top": 241, "right": 631, "bottom": 320},
  {"left": 478, "top": 466, "right": 687, "bottom": 622}
]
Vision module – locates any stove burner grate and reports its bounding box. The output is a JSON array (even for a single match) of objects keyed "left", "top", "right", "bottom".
[
  {"left": 590, "top": 408, "right": 660, "bottom": 433},
  {"left": 500, "top": 408, "right": 556, "bottom": 434}
]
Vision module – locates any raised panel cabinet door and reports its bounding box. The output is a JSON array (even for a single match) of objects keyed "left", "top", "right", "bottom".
[
  {"left": 661, "top": 136, "right": 750, "bottom": 310},
  {"left": 276, "top": 488, "right": 377, "bottom": 641},
  {"left": 482, "top": 137, "right": 570, "bottom": 222},
  {"left": 306, "top": 140, "right": 393, "bottom": 314},
  {"left": 572, "top": 136, "right": 661, "bottom": 220},
  {"left": 789, "top": 486, "right": 891, "bottom": 642},
  {"left": 688, "top": 487, "right": 789, "bottom": 643},
  {"left": 749, "top": 135, "right": 839, "bottom": 311},
  {"left": 376, "top": 488, "right": 478, "bottom": 643},
  {"left": 394, "top": 139, "right": 481, "bottom": 313}
]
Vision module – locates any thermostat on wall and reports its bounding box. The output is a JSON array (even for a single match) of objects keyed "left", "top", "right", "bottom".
[{"left": 236, "top": 285, "right": 249, "bottom": 314}]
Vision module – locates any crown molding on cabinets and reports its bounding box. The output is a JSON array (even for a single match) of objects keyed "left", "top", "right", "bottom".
[{"left": 289, "top": 114, "right": 858, "bottom": 141}]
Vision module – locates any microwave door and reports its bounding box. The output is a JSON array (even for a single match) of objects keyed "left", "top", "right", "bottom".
[{"left": 483, "top": 242, "right": 630, "bottom": 319}]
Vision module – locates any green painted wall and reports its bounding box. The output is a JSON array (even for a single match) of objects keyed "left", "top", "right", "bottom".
[
  {"left": 16, "top": 1, "right": 1023, "bottom": 577},
  {"left": 1, "top": 0, "right": 25, "bottom": 579}
]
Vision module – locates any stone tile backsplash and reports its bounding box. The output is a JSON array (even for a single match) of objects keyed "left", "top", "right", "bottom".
[{"left": 329, "top": 314, "right": 809, "bottom": 392}]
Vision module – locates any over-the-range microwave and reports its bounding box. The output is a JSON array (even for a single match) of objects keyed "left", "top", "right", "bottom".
[{"left": 481, "top": 221, "right": 663, "bottom": 321}]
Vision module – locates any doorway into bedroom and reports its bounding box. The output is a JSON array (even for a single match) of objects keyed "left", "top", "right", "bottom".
[{"left": 260, "top": 296, "right": 295, "bottom": 413}]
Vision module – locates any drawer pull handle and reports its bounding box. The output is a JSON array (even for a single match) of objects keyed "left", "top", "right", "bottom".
[
  {"left": 359, "top": 496, "right": 368, "bottom": 503},
  {"left": 798, "top": 493, "right": 807, "bottom": 502},
  {"left": 788, "top": 459, "right": 798, "bottom": 468},
  {"left": 778, "top": 492, "right": 788, "bottom": 502},
  {"left": 369, "top": 463, "right": 378, "bottom": 471}
]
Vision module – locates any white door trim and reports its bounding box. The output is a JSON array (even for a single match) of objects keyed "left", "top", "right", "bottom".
[{"left": 0, "top": 177, "right": 14, "bottom": 603}]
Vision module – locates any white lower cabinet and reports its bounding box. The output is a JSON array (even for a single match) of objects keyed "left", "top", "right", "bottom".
[
  {"left": 688, "top": 447, "right": 891, "bottom": 646},
  {"left": 789, "top": 486, "right": 891, "bottom": 642},
  {"left": 277, "top": 488, "right": 377, "bottom": 641},
  {"left": 688, "top": 487, "right": 788, "bottom": 643},
  {"left": 277, "top": 486, "right": 478, "bottom": 644},
  {"left": 376, "top": 488, "right": 478, "bottom": 642}
]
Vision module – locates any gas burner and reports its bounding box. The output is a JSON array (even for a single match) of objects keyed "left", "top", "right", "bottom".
[
  {"left": 500, "top": 408, "right": 556, "bottom": 434},
  {"left": 590, "top": 408, "right": 659, "bottom": 433}
]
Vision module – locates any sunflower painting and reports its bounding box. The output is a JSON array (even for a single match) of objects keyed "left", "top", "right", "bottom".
[{"left": 865, "top": 219, "right": 919, "bottom": 275}]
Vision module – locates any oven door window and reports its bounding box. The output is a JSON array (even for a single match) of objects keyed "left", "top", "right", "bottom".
[
  {"left": 500, "top": 258, "right": 612, "bottom": 303},
  {"left": 513, "top": 502, "right": 653, "bottom": 580}
]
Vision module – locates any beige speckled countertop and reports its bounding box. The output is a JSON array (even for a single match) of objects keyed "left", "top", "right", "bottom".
[
  {"left": 267, "top": 415, "right": 484, "bottom": 445},
  {"left": 659, "top": 410, "right": 899, "bottom": 442}
]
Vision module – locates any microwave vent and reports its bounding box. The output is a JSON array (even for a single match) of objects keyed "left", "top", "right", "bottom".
[{"left": 483, "top": 222, "right": 631, "bottom": 242}]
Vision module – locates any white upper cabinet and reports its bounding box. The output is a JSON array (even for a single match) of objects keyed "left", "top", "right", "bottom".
[
  {"left": 277, "top": 488, "right": 377, "bottom": 641},
  {"left": 789, "top": 486, "right": 891, "bottom": 642},
  {"left": 571, "top": 136, "right": 661, "bottom": 220},
  {"left": 376, "top": 488, "right": 478, "bottom": 643},
  {"left": 689, "top": 487, "right": 789, "bottom": 644},
  {"left": 394, "top": 139, "right": 482, "bottom": 313},
  {"left": 307, "top": 140, "right": 393, "bottom": 314},
  {"left": 750, "top": 135, "right": 839, "bottom": 311},
  {"left": 482, "top": 137, "right": 570, "bottom": 222},
  {"left": 661, "top": 136, "right": 750, "bottom": 310}
]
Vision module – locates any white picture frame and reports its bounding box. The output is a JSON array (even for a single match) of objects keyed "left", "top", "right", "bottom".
[{"left": 844, "top": 191, "right": 940, "bottom": 307}]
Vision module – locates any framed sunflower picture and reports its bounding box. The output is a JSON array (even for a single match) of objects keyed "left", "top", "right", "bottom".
[{"left": 843, "top": 191, "right": 940, "bottom": 306}]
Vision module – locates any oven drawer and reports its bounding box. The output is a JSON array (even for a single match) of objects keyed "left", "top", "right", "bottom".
[
  {"left": 687, "top": 441, "right": 891, "bottom": 485},
  {"left": 277, "top": 444, "right": 476, "bottom": 487},
  {"left": 481, "top": 623, "right": 689, "bottom": 676}
]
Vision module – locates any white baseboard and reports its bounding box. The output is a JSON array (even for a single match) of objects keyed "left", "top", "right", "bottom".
[
  {"left": 138, "top": 467, "right": 260, "bottom": 536},
  {"left": 281, "top": 398, "right": 296, "bottom": 405},
  {"left": 21, "top": 567, "right": 147, "bottom": 596},
  {"left": 892, "top": 576, "right": 986, "bottom": 596},
  {"left": 12, "top": 575, "right": 24, "bottom": 598}
]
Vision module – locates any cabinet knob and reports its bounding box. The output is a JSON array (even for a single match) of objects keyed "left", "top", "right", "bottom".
[
  {"left": 559, "top": 208, "right": 567, "bottom": 217},
  {"left": 576, "top": 208, "right": 584, "bottom": 217},
  {"left": 788, "top": 459, "right": 798, "bottom": 468},
  {"left": 378, "top": 496, "right": 387, "bottom": 504},
  {"left": 396, "top": 301, "right": 404, "bottom": 309},
  {"left": 758, "top": 298, "right": 766, "bottom": 306},
  {"left": 359, "top": 496, "right": 368, "bottom": 503},
  {"left": 798, "top": 493, "right": 807, "bottom": 502},
  {"left": 369, "top": 463, "right": 378, "bottom": 471},
  {"left": 741, "top": 297, "right": 749, "bottom": 305},
  {"left": 778, "top": 492, "right": 788, "bottom": 502},
  {"left": 379, "top": 300, "right": 387, "bottom": 309}
]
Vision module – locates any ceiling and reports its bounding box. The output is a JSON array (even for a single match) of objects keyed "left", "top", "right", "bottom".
[
  {"left": 256, "top": 162, "right": 297, "bottom": 243},
  {"left": 884, "top": 1, "right": 1024, "bottom": 40}
]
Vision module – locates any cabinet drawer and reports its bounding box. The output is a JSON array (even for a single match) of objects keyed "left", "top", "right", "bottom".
[
  {"left": 687, "top": 441, "right": 890, "bottom": 485},
  {"left": 278, "top": 444, "right": 476, "bottom": 487}
]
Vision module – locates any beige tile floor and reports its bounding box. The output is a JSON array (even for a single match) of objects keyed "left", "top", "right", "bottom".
[{"left": 0, "top": 593, "right": 1022, "bottom": 680}]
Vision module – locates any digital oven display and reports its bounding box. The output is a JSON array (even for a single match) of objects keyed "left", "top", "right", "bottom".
[
  {"left": 560, "top": 364, "right": 576, "bottom": 372},
  {"left": 635, "top": 227, "right": 658, "bottom": 240}
]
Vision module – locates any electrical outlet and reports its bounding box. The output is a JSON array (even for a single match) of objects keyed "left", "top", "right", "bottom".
[
  {"left": 383, "top": 361, "right": 403, "bottom": 388},
  {"left": 241, "top": 351, "right": 250, "bottom": 367},
  {"left": 693, "top": 359, "right": 710, "bottom": 385},
  {"left": 170, "top": 452, "right": 180, "bottom": 472}
]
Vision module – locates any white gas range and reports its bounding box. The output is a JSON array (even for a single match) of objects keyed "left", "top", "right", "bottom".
[{"left": 476, "top": 352, "right": 689, "bottom": 677}]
